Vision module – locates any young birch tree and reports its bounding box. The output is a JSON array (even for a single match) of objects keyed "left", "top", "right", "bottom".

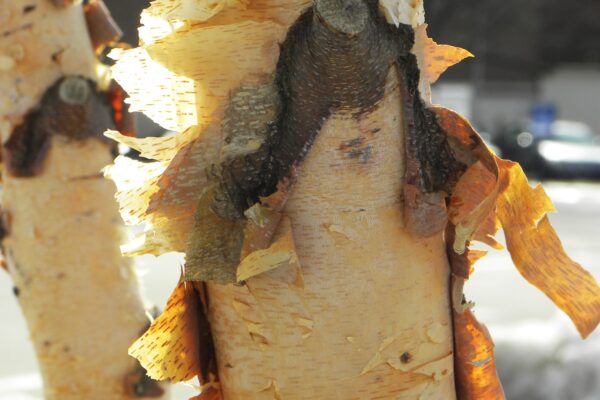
[
  {"left": 106, "top": 0, "right": 600, "bottom": 399},
  {"left": 0, "top": 0, "right": 166, "bottom": 398}
]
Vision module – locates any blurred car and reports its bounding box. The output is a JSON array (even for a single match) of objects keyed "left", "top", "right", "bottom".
[{"left": 496, "top": 119, "right": 600, "bottom": 179}]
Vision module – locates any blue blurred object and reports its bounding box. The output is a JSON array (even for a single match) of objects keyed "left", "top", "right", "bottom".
[{"left": 529, "top": 103, "right": 557, "bottom": 139}]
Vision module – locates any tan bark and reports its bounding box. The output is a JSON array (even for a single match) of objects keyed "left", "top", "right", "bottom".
[
  {"left": 206, "top": 70, "right": 456, "bottom": 400},
  {"left": 0, "top": 1, "right": 167, "bottom": 398}
]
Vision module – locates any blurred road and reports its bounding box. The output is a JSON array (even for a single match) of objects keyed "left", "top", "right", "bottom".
[{"left": 1, "top": 180, "right": 599, "bottom": 399}]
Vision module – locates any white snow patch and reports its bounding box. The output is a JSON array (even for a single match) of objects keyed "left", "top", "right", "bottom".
[{"left": 0, "top": 373, "right": 41, "bottom": 400}]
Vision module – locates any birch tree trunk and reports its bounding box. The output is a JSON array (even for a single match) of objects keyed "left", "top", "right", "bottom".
[
  {"left": 0, "top": 1, "right": 166, "bottom": 398},
  {"left": 110, "top": 1, "right": 600, "bottom": 399}
]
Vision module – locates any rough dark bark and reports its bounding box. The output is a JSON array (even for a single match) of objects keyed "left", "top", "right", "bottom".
[{"left": 188, "top": 1, "right": 464, "bottom": 283}]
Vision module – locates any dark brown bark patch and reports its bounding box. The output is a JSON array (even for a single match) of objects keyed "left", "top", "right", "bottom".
[
  {"left": 0, "top": 211, "right": 11, "bottom": 242},
  {"left": 268, "top": 5, "right": 403, "bottom": 186},
  {"left": 4, "top": 76, "right": 119, "bottom": 178},
  {"left": 23, "top": 5, "right": 36, "bottom": 14},
  {"left": 397, "top": 54, "right": 465, "bottom": 195},
  {"left": 213, "top": 2, "right": 465, "bottom": 220},
  {"left": 400, "top": 351, "right": 413, "bottom": 364},
  {"left": 84, "top": 0, "right": 122, "bottom": 52},
  {"left": 188, "top": 1, "right": 469, "bottom": 282}
]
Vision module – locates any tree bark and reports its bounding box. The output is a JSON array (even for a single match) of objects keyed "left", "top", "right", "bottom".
[
  {"left": 111, "top": 1, "right": 599, "bottom": 399},
  {"left": 206, "top": 69, "right": 456, "bottom": 399},
  {"left": 0, "top": 1, "right": 166, "bottom": 398}
]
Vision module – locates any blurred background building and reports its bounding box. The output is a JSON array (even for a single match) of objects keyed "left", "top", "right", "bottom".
[
  {"left": 427, "top": 0, "right": 600, "bottom": 129},
  {"left": 426, "top": 0, "right": 600, "bottom": 180}
]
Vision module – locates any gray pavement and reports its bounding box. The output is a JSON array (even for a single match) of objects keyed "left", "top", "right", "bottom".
[{"left": 1, "top": 180, "right": 599, "bottom": 399}]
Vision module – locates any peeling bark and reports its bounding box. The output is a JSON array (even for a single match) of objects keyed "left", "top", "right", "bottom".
[
  {"left": 108, "top": 1, "right": 599, "bottom": 399},
  {"left": 196, "top": 6, "right": 458, "bottom": 397},
  {"left": 206, "top": 68, "right": 457, "bottom": 399},
  {"left": 186, "top": 3, "right": 463, "bottom": 283}
]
